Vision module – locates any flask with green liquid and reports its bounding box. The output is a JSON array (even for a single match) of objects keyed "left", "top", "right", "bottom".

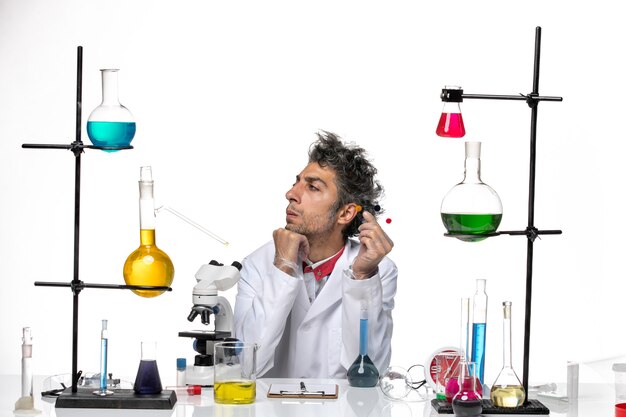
[{"left": 441, "top": 141, "right": 502, "bottom": 242}]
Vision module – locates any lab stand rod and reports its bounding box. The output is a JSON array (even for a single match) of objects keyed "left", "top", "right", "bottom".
[{"left": 23, "top": 46, "right": 142, "bottom": 394}]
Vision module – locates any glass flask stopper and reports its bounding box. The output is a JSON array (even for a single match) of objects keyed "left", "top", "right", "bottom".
[
  {"left": 123, "top": 166, "right": 174, "bottom": 297},
  {"left": 490, "top": 301, "right": 526, "bottom": 407},
  {"left": 452, "top": 360, "right": 482, "bottom": 417},
  {"left": 133, "top": 341, "right": 163, "bottom": 395},
  {"left": 441, "top": 141, "right": 503, "bottom": 241},
  {"left": 436, "top": 86, "right": 465, "bottom": 138},
  {"left": 347, "top": 301, "right": 379, "bottom": 387},
  {"left": 87, "top": 69, "right": 136, "bottom": 151}
]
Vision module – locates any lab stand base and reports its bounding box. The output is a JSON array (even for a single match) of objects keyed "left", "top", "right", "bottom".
[
  {"left": 431, "top": 398, "right": 550, "bottom": 414},
  {"left": 55, "top": 388, "right": 177, "bottom": 409}
]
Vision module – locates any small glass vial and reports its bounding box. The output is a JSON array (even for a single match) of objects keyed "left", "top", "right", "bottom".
[
  {"left": 176, "top": 358, "right": 186, "bottom": 386},
  {"left": 441, "top": 141, "right": 503, "bottom": 241},
  {"left": 133, "top": 341, "right": 163, "bottom": 395},
  {"left": 452, "top": 360, "right": 482, "bottom": 417},
  {"left": 491, "top": 301, "right": 525, "bottom": 407},
  {"left": 436, "top": 86, "right": 465, "bottom": 138},
  {"left": 87, "top": 69, "right": 136, "bottom": 151},
  {"left": 347, "top": 301, "right": 379, "bottom": 387},
  {"left": 123, "top": 166, "right": 175, "bottom": 297}
]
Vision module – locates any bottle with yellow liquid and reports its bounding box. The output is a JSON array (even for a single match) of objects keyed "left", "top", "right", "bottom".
[
  {"left": 490, "top": 301, "right": 525, "bottom": 407},
  {"left": 123, "top": 166, "right": 174, "bottom": 297},
  {"left": 214, "top": 341, "right": 257, "bottom": 404}
]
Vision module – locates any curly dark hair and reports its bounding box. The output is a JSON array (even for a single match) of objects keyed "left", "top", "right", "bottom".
[{"left": 308, "top": 131, "right": 384, "bottom": 239}]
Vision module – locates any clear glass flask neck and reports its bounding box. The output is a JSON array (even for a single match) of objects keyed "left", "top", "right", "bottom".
[
  {"left": 100, "top": 69, "right": 121, "bottom": 105},
  {"left": 463, "top": 142, "right": 482, "bottom": 184},
  {"left": 502, "top": 301, "right": 513, "bottom": 367}
]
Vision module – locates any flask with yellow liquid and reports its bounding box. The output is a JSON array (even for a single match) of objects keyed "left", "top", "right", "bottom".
[{"left": 123, "top": 166, "right": 174, "bottom": 297}]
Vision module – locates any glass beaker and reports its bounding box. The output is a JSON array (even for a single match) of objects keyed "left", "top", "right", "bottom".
[
  {"left": 133, "top": 341, "right": 163, "bottom": 395},
  {"left": 452, "top": 360, "right": 482, "bottom": 417},
  {"left": 347, "top": 300, "right": 379, "bottom": 387},
  {"left": 436, "top": 86, "right": 465, "bottom": 138},
  {"left": 123, "top": 166, "right": 174, "bottom": 297},
  {"left": 87, "top": 69, "right": 136, "bottom": 151},
  {"left": 441, "top": 141, "right": 502, "bottom": 242},
  {"left": 214, "top": 341, "right": 258, "bottom": 404},
  {"left": 490, "top": 301, "right": 525, "bottom": 407}
]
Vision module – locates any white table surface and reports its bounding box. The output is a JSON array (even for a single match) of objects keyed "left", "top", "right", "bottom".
[{"left": 0, "top": 375, "right": 616, "bottom": 417}]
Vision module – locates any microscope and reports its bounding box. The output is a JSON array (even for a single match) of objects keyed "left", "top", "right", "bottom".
[{"left": 178, "top": 260, "right": 242, "bottom": 386}]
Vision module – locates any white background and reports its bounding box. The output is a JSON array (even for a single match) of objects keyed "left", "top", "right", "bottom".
[{"left": 1, "top": 0, "right": 624, "bottom": 388}]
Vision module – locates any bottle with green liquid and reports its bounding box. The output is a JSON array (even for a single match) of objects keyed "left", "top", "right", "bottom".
[{"left": 441, "top": 141, "right": 502, "bottom": 242}]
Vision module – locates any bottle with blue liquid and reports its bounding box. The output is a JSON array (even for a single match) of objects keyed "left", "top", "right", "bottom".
[
  {"left": 87, "top": 69, "right": 136, "bottom": 151},
  {"left": 347, "top": 301, "right": 379, "bottom": 387},
  {"left": 471, "top": 279, "right": 487, "bottom": 385}
]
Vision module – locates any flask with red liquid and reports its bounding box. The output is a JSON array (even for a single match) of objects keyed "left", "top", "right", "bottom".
[
  {"left": 452, "top": 360, "right": 482, "bottom": 417},
  {"left": 436, "top": 86, "right": 465, "bottom": 138}
]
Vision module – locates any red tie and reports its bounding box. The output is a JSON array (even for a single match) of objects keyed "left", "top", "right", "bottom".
[{"left": 303, "top": 246, "right": 346, "bottom": 281}]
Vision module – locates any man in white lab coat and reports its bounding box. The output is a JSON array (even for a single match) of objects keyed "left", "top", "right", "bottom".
[{"left": 233, "top": 131, "right": 397, "bottom": 378}]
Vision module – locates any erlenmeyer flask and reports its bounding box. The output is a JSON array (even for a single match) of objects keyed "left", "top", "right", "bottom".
[
  {"left": 452, "top": 360, "right": 482, "bottom": 417},
  {"left": 123, "top": 166, "right": 174, "bottom": 297},
  {"left": 133, "top": 341, "right": 163, "bottom": 395},
  {"left": 436, "top": 86, "right": 465, "bottom": 138},
  {"left": 87, "top": 69, "right": 136, "bottom": 151},
  {"left": 347, "top": 300, "right": 379, "bottom": 387},
  {"left": 490, "top": 301, "right": 525, "bottom": 407},
  {"left": 441, "top": 141, "right": 503, "bottom": 242}
]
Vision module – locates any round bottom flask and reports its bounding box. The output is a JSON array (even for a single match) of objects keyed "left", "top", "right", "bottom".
[
  {"left": 87, "top": 69, "right": 136, "bottom": 151},
  {"left": 441, "top": 142, "right": 502, "bottom": 242}
]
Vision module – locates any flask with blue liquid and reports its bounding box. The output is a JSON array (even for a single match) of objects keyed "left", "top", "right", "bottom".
[
  {"left": 347, "top": 301, "right": 379, "bottom": 387},
  {"left": 87, "top": 69, "right": 136, "bottom": 151}
]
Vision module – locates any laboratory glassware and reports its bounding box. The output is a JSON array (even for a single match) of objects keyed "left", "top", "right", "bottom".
[
  {"left": 436, "top": 86, "right": 466, "bottom": 138},
  {"left": 452, "top": 360, "right": 482, "bottom": 417},
  {"left": 347, "top": 301, "right": 380, "bottom": 387},
  {"left": 471, "top": 279, "right": 487, "bottom": 384},
  {"left": 446, "top": 298, "right": 482, "bottom": 402},
  {"left": 440, "top": 141, "right": 503, "bottom": 241},
  {"left": 93, "top": 320, "right": 113, "bottom": 396},
  {"left": 14, "top": 327, "right": 40, "bottom": 414},
  {"left": 87, "top": 69, "right": 136, "bottom": 150},
  {"left": 491, "top": 301, "right": 525, "bottom": 407},
  {"left": 176, "top": 358, "right": 186, "bottom": 386},
  {"left": 123, "top": 166, "right": 175, "bottom": 297},
  {"left": 133, "top": 341, "right": 163, "bottom": 395},
  {"left": 214, "top": 341, "right": 258, "bottom": 404}
]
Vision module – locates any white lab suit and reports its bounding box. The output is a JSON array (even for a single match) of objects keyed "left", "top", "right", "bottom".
[{"left": 233, "top": 238, "right": 398, "bottom": 378}]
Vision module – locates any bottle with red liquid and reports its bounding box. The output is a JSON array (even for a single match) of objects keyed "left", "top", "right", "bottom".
[
  {"left": 436, "top": 86, "right": 465, "bottom": 138},
  {"left": 133, "top": 341, "right": 163, "bottom": 395},
  {"left": 452, "top": 360, "right": 482, "bottom": 417}
]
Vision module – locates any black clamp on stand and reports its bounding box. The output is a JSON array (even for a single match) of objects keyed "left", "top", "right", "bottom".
[{"left": 24, "top": 46, "right": 175, "bottom": 409}]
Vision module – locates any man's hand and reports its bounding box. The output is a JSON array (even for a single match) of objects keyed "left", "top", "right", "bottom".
[
  {"left": 273, "top": 228, "right": 310, "bottom": 276},
  {"left": 351, "top": 211, "right": 394, "bottom": 279}
]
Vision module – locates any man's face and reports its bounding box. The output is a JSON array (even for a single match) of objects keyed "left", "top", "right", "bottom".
[{"left": 284, "top": 162, "right": 340, "bottom": 238}]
